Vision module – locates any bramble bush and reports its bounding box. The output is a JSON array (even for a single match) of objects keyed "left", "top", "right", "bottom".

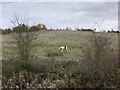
[{"left": 80, "top": 32, "right": 118, "bottom": 88}]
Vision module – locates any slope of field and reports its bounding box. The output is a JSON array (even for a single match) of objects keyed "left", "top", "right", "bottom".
[
  {"left": 35, "top": 31, "right": 91, "bottom": 59},
  {"left": 2, "top": 31, "right": 118, "bottom": 61}
]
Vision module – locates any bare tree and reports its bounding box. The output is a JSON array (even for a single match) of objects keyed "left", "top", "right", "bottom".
[{"left": 11, "top": 15, "right": 39, "bottom": 71}]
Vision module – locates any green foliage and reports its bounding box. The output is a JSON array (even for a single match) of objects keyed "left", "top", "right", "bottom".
[
  {"left": 1, "top": 28, "right": 11, "bottom": 34},
  {"left": 13, "top": 24, "right": 29, "bottom": 33},
  {"left": 107, "top": 30, "right": 119, "bottom": 33}
]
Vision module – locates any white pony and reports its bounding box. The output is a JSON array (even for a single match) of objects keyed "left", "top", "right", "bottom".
[{"left": 59, "top": 46, "right": 68, "bottom": 51}]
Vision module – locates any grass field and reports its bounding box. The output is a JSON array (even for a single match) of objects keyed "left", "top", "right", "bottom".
[
  {"left": 2, "top": 30, "right": 118, "bottom": 61},
  {"left": 1, "top": 30, "right": 119, "bottom": 88}
]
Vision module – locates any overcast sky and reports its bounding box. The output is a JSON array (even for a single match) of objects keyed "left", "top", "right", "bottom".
[
  {"left": 1, "top": 0, "right": 120, "bottom": 2},
  {"left": 1, "top": 1, "right": 118, "bottom": 31}
]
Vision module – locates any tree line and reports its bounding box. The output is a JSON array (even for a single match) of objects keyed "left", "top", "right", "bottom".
[
  {"left": 0, "top": 23, "right": 119, "bottom": 34},
  {"left": 0, "top": 23, "right": 47, "bottom": 34}
]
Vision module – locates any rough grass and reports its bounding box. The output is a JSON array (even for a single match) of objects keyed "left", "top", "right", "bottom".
[
  {"left": 2, "top": 31, "right": 118, "bottom": 61},
  {"left": 33, "top": 31, "right": 91, "bottom": 60},
  {"left": 1, "top": 31, "right": 118, "bottom": 88}
]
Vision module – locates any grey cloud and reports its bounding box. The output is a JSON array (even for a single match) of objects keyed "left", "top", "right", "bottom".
[
  {"left": 59, "top": 2, "right": 117, "bottom": 25},
  {"left": 69, "top": 2, "right": 117, "bottom": 17}
]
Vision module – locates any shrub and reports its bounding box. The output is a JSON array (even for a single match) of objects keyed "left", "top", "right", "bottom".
[
  {"left": 11, "top": 24, "right": 39, "bottom": 72},
  {"left": 80, "top": 32, "right": 118, "bottom": 88}
]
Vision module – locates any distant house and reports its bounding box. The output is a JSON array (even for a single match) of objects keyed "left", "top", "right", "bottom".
[{"left": 37, "top": 23, "right": 47, "bottom": 30}]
